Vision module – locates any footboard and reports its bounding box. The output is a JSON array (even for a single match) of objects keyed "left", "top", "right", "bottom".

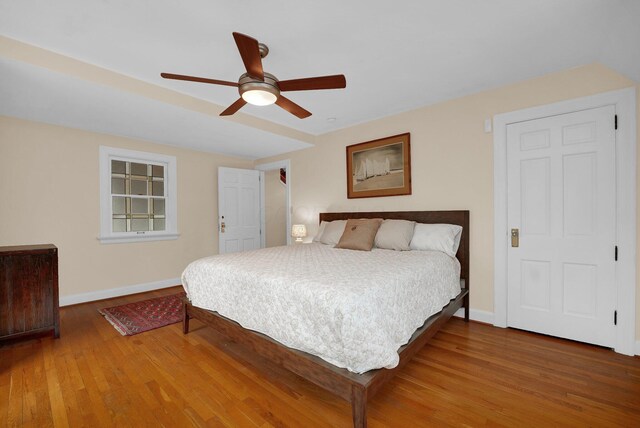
[{"left": 181, "top": 287, "right": 468, "bottom": 428}]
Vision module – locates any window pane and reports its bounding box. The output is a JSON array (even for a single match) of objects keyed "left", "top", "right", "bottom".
[
  {"left": 111, "top": 160, "right": 126, "bottom": 174},
  {"left": 111, "top": 178, "right": 125, "bottom": 194},
  {"left": 112, "top": 196, "right": 126, "bottom": 215},
  {"left": 112, "top": 218, "right": 127, "bottom": 232},
  {"left": 152, "top": 165, "right": 164, "bottom": 178},
  {"left": 131, "top": 198, "right": 148, "bottom": 214},
  {"left": 131, "top": 218, "right": 150, "bottom": 231},
  {"left": 101, "top": 148, "right": 176, "bottom": 242},
  {"left": 152, "top": 181, "right": 164, "bottom": 196},
  {"left": 131, "top": 162, "right": 147, "bottom": 176},
  {"left": 152, "top": 198, "right": 165, "bottom": 215},
  {"left": 131, "top": 179, "right": 147, "bottom": 195}
]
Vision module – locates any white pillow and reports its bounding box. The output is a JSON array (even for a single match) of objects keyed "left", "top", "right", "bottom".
[
  {"left": 374, "top": 219, "right": 416, "bottom": 251},
  {"left": 409, "top": 223, "right": 463, "bottom": 257},
  {"left": 312, "top": 221, "right": 328, "bottom": 243},
  {"left": 318, "top": 220, "right": 347, "bottom": 246}
]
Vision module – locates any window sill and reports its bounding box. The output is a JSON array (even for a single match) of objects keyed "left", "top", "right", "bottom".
[{"left": 98, "top": 233, "right": 180, "bottom": 244}]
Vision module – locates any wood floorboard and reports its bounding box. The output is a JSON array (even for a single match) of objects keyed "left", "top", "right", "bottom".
[{"left": 1, "top": 286, "right": 639, "bottom": 427}]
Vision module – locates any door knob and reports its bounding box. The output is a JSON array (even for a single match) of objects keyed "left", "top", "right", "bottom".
[
  {"left": 221, "top": 221, "right": 226, "bottom": 233},
  {"left": 511, "top": 228, "right": 519, "bottom": 247}
]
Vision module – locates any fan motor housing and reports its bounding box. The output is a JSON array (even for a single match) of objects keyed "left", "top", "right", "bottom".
[{"left": 238, "top": 72, "right": 280, "bottom": 100}]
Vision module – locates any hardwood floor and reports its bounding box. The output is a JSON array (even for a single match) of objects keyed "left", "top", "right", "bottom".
[{"left": 1, "top": 286, "right": 639, "bottom": 427}]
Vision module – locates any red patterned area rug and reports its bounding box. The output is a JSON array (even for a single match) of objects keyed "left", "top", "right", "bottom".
[{"left": 99, "top": 292, "right": 185, "bottom": 336}]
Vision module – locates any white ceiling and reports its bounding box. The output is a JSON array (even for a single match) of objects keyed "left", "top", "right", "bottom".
[
  {"left": 0, "top": 57, "right": 312, "bottom": 159},
  {"left": 1, "top": 1, "right": 639, "bottom": 158}
]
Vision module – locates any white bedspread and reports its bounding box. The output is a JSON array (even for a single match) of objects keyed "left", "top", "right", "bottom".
[{"left": 181, "top": 243, "right": 461, "bottom": 373}]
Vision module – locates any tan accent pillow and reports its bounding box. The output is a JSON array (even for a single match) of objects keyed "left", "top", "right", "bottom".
[
  {"left": 336, "top": 218, "right": 383, "bottom": 251},
  {"left": 374, "top": 219, "right": 416, "bottom": 251}
]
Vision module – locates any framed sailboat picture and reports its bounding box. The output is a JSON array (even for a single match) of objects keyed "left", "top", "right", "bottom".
[{"left": 346, "top": 133, "right": 411, "bottom": 199}]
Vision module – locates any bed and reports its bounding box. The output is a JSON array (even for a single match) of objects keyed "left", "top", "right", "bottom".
[{"left": 181, "top": 210, "right": 470, "bottom": 427}]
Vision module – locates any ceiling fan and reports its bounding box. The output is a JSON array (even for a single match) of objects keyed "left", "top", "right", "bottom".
[{"left": 161, "top": 32, "right": 347, "bottom": 119}]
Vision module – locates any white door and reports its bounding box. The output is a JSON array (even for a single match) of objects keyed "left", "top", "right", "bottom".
[
  {"left": 506, "top": 106, "right": 616, "bottom": 347},
  {"left": 218, "top": 167, "right": 261, "bottom": 254}
]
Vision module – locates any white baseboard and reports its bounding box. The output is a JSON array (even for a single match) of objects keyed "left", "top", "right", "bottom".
[
  {"left": 453, "top": 308, "right": 494, "bottom": 324},
  {"left": 454, "top": 310, "right": 640, "bottom": 355},
  {"left": 59, "top": 277, "right": 181, "bottom": 306}
]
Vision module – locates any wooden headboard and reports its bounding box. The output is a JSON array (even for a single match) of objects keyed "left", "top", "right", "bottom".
[{"left": 319, "top": 210, "right": 470, "bottom": 290}]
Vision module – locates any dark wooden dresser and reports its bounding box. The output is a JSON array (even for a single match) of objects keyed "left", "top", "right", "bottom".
[{"left": 0, "top": 244, "right": 60, "bottom": 344}]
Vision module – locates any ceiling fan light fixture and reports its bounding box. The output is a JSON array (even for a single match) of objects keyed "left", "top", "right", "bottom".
[
  {"left": 238, "top": 72, "right": 280, "bottom": 106},
  {"left": 162, "top": 33, "right": 346, "bottom": 118}
]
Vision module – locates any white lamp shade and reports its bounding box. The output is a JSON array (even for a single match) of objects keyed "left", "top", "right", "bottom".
[
  {"left": 291, "top": 224, "right": 307, "bottom": 241},
  {"left": 242, "top": 89, "right": 277, "bottom": 106}
]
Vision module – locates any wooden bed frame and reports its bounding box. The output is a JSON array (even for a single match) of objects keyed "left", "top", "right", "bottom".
[{"left": 183, "top": 210, "right": 470, "bottom": 427}]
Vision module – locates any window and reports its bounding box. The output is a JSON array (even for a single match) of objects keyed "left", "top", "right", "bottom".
[{"left": 99, "top": 146, "right": 178, "bottom": 243}]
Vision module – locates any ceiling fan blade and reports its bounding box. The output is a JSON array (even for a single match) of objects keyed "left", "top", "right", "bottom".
[
  {"left": 232, "top": 32, "right": 264, "bottom": 80},
  {"left": 278, "top": 75, "right": 346, "bottom": 92},
  {"left": 161, "top": 73, "right": 238, "bottom": 87},
  {"left": 220, "top": 98, "right": 247, "bottom": 116},
  {"left": 275, "top": 96, "right": 312, "bottom": 119}
]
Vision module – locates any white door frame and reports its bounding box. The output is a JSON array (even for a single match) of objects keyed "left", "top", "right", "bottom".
[
  {"left": 255, "top": 159, "right": 292, "bottom": 247},
  {"left": 493, "top": 87, "right": 637, "bottom": 355}
]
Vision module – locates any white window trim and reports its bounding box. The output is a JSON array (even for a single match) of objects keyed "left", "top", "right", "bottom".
[
  {"left": 493, "top": 87, "right": 636, "bottom": 356},
  {"left": 99, "top": 146, "right": 179, "bottom": 244}
]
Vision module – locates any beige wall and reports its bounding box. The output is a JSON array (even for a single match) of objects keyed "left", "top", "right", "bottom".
[
  {"left": 1, "top": 62, "right": 637, "bottom": 340},
  {"left": 264, "top": 169, "right": 287, "bottom": 247},
  {"left": 257, "top": 64, "right": 640, "bottom": 339},
  {"left": 0, "top": 116, "right": 252, "bottom": 298}
]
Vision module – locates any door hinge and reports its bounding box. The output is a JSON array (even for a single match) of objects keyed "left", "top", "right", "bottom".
[
  {"left": 615, "top": 245, "right": 618, "bottom": 261},
  {"left": 614, "top": 114, "right": 618, "bottom": 130},
  {"left": 614, "top": 310, "right": 617, "bottom": 326}
]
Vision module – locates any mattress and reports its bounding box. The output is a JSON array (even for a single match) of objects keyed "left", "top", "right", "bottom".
[{"left": 181, "top": 243, "right": 461, "bottom": 373}]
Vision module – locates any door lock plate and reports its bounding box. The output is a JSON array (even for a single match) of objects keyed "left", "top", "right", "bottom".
[{"left": 511, "top": 228, "right": 519, "bottom": 247}]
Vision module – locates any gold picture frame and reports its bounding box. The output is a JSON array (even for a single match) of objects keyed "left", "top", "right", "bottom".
[{"left": 346, "top": 133, "right": 411, "bottom": 199}]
